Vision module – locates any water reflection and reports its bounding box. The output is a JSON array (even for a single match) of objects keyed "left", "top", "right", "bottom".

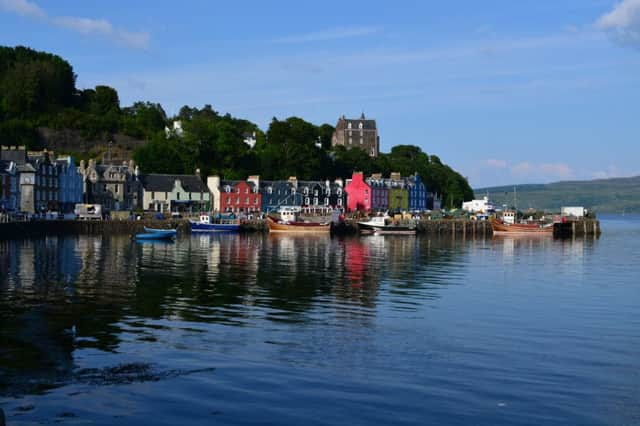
[{"left": 0, "top": 232, "right": 598, "bottom": 399}]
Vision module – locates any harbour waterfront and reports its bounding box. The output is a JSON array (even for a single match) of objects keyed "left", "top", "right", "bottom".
[{"left": 0, "top": 215, "right": 638, "bottom": 425}]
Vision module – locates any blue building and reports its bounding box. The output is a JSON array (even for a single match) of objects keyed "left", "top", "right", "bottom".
[
  {"left": 407, "top": 173, "right": 427, "bottom": 212},
  {"left": 56, "top": 156, "right": 83, "bottom": 213},
  {"left": 259, "top": 180, "right": 297, "bottom": 212}
]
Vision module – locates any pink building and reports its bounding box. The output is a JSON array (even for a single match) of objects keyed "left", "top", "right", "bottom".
[{"left": 344, "top": 172, "right": 372, "bottom": 212}]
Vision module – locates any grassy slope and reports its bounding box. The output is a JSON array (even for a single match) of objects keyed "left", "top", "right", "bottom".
[{"left": 474, "top": 176, "right": 640, "bottom": 213}]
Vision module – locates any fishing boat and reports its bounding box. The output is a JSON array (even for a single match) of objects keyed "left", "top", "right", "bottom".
[
  {"left": 358, "top": 214, "right": 416, "bottom": 235},
  {"left": 266, "top": 207, "right": 331, "bottom": 233},
  {"left": 190, "top": 214, "right": 241, "bottom": 233},
  {"left": 490, "top": 218, "right": 553, "bottom": 235}
]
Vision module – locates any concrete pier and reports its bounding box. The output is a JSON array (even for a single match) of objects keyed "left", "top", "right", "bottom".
[{"left": 553, "top": 219, "right": 601, "bottom": 238}]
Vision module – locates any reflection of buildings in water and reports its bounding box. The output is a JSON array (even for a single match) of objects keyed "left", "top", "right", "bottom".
[{"left": 338, "top": 237, "right": 381, "bottom": 308}]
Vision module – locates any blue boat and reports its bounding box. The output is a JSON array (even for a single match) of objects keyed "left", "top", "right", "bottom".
[
  {"left": 135, "top": 231, "right": 175, "bottom": 241},
  {"left": 190, "top": 214, "right": 240, "bottom": 233},
  {"left": 144, "top": 227, "right": 177, "bottom": 237}
]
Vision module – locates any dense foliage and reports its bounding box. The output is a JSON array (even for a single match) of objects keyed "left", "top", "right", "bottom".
[{"left": 0, "top": 45, "right": 473, "bottom": 206}]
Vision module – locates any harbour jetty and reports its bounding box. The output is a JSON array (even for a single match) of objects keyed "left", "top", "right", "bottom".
[
  {"left": 553, "top": 218, "right": 601, "bottom": 238},
  {"left": 0, "top": 217, "right": 600, "bottom": 239}
]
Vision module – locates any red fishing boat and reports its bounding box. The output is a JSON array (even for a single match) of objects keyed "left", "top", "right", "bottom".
[
  {"left": 490, "top": 218, "right": 553, "bottom": 235},
  {"left": 266, "top": 207, "right": 331, "bottom": 234}
]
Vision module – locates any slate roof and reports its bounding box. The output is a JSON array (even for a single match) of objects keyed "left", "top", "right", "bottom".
[
  {"left": 336, "top": 115, "right": 377, "bottom": 131},
  {"left": 0, "top": 149, "right": 27, "bottom": 164},
  {"left": 140, "top": 174, "right": 208, "bottom": 193}
]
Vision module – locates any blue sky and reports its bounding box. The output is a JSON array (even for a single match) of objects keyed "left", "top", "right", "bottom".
[{"left": 1, "top": 0, "right": 639, "bottom": 187}]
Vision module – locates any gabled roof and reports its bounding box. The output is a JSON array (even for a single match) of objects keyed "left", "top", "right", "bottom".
[
  {"left": 17, "top": 163, "right": 36, "bottom": 173},
  {"left": 140, "top": 174, "right": 208, "bottom": 193}
]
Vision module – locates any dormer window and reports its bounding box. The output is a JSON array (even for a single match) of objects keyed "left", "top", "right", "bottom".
[
  {"left": 347, "top": 122, "right": 352, "bottom": 129},
  {"left": 225, "top": 185, "right": 231, "bottom": 193},
  {"left": 267, "top": 187, "right": 273, "bottom": 194},
  {"left": 358, "top": 122, "right": 363, "bottom": 129}
]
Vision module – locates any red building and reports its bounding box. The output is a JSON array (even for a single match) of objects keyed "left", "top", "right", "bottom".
[
  {"left": 218, "top": 180, "right": 262, "bottom": 213},
  {"left": 344, "top": 172, "right": 372, "bottom": 212}
]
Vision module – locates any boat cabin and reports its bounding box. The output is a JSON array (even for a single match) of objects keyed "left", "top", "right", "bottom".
[{"left": 503, "top": 211, "right": 516, "bottom": 224}]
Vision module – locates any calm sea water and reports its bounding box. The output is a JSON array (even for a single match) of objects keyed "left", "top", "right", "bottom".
[{"left": 1, "top": 215, "right": 639, "bottom": 425}]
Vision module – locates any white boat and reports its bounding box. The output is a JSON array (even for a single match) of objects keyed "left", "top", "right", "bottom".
[{"left": 358, "top": 214, "right": 416, "bottom": 235}]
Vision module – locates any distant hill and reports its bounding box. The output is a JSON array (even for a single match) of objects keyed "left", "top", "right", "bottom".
[{"left": 474, "top": 176, "right": 640, "bottom": 214}]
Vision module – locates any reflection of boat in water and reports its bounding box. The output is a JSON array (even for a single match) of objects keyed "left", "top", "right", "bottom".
[
  {"left": 358, "top": 214, "right": 416, "bottom": 235},
  {"left": 190, "top": 214, "right": 240, "bottom": 233},
  {"left": 266, "top": 207, "right": 331, "bottom": 234},
  {"left": 490, "top": 218, "right": 553, "bottom": 235}
]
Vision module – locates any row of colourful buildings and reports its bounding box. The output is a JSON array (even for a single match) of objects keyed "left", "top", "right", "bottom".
[{"left": 1, "top": 145, "right": 440, "bottom": 216}]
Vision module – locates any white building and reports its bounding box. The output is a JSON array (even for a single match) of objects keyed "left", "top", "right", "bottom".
[
  {"left": 561, "top": 206, "right": 586, "bottom": 218},
  {"left": 462, "top": 196, "right": 494, "bottom": 214},
  {"left": 165, "top": 120, "right": 184, "bottom": 138},
  {"left": 243, "top": 132, "right": 257, "bottom": 149}
]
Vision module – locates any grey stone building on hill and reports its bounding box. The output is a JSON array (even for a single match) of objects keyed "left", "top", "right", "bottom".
[{"left": 331, "top": 113, "right": 380, "bottom": 157}]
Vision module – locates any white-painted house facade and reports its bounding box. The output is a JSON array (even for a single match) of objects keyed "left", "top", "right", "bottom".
[{"left": 140, "top": 173, "right": 210, "bottom": 213}]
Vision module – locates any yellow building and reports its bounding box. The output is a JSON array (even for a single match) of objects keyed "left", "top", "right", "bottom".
[{"left": 387, "top": 173, "right": 408, "bottom": 211}]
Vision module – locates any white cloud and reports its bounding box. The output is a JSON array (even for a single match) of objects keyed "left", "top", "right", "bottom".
[
  {"left": 0, "top": 0, "right": 44, "bottom": 18},
  {"left": 484, "top": 158, "right": 507, "bottom": 169},
  {"left": 597, "top": 0, "right": 640, "bottom": 48},
  {"left": 271, "top": 26, "right": 380, "bottom": 44},
  {"left": 0, "top": 0, "right": 149, "bottom": 49}
]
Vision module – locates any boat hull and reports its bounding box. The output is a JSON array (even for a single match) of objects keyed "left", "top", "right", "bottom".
[
  {"left": 491, "top": 219, "right": 553, "bottom": 235},
  {"left": 189, "top": 221, "right": 240, "bottom": 233},
  {"left": 372, "top": 227, "right": 416, "bottom": 235},
  {"left": 266, "top": 216, "right": 330, "bottom": 233},
  {"left": 144, "top": 227, "right": 177, "bottom": 237}
]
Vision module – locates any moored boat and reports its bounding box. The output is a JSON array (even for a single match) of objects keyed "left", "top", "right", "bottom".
[
  {"left": 190, "top": 214, "right": 241, "bottom": 233},
  {"left": 135, "top": 232, "right": 175, "bottom": 241},
  {"left": 358, "top": 214, "right": 416, "bottom": 235},
  {"left": 490, "top": 218, "right": 553, "bottom": 235},
  {"left": 144, "top": 227, "right": 177, "bottom": 237},
  {"left": 266, "top": 207, "right": 331, "bottom": 233}
]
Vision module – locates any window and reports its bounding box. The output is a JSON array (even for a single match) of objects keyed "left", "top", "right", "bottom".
[
  {"left": 245, "top": 188, "right": 249, "bottom": 194},
  {"left": 189, "top": 193, "right": 192, "bottom": 200},
  {"left": 236, "top": 188, "right": 240, "bottom": 194},
  {"left": 348, "top": 122, "right": 352, "bottom": 129},
  {"left": 176, "top": 192, "right": 180, "bottom": 200},
  {"left": 267, "top": 187, "right": 273, "bottom": 194},
  {"left": 349, "top": 138, "right": 352, "bottom": 144},
  {"left": 104, "top": 185, "right": 108, "bottom": 192},
  {"left": 165, "top": 192, "right": 169, "bottom": 199},
  {"left": 151, "top": 191, "right": 155, "bottom": 199},
  {"left": 225, "top": 185, "right": 231, "bottom": 193},
  {"left": 313, "top": 198, "right": 318, "bottom": 205},
  {"left": 236, "top": 197, "right": 240, "bottom": 204},
  {"left": 325, "top": 198, "right": 329, "bottom": 206},
  {"left": 254, "top": 197, "right": 258, "bottom": 205},
  {"left": 305, "top": 197, "right": 310, "bottom": 205},
  {"left": 360, "top": 130, "right": 363, "bottom": 136},
  {"left": 115, "top": 185, "right": 119, "bottom": 194},
  {"left": 360, "top": 138, "right": 363, "bottom": 145},
  {"left": 349, "top": 130, "right": 352, "bottom": 137},
  {"left": 359, "top": 122, "right": 363, "bottom": 129},
  {"left": 337, "top": 189, "right": 342, "bottom": 196},
  {"left": 304, "top": 187, "right": 309, "bottom": 195},
  {"left": 226, "top": 197, "right": 231, "bottom": 204},
  {"left": 245, "top": 197, "right": 249, "bottom": 204}
]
